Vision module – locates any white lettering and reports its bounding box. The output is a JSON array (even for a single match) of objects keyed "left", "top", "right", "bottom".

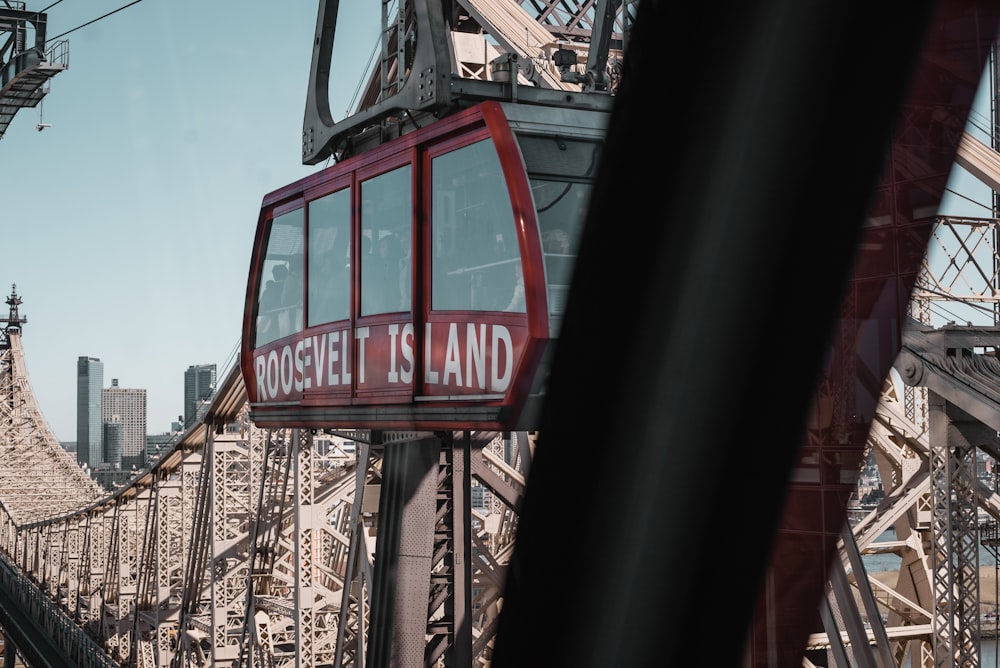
[
  {"left": 294, "top": 340, "right": 305, "bottom": 392},
  {"left": 400, "top": 323, "right": 414, "bottom": 384},
  {"left": 491, "top": 325, "right": 513, "bottom": 392},
  {"left": 302, "top": 338, "right": 313, "bottom": 389},
  {"left": 280, "top": 346, "right": 295, "bottom": 395},
  {"left": 342, "top": 328, "right": 351, "bottom": 383},
  {"left": 255, "top": 320, "right": 517, "bottom": 401},
  {"left": 424, "top": 323, "right": 439, "bottom": 384},
  {"left": 311, "top": 334, "right": 326, "bottom": 388},
  {"left": 466, "top": 323, "right": 486, "bottom": 390},
  {"left": 266, "top": 350, "right": 280, "bottom": 399},
  {"left": 356, "top": 327, "right": 370, "bottom": 384},
  {"left": 388, "top": 324, "right": 400, "bottom": 383},
  {"left": 327, "top": 331, "right": 340, "bottom": 385},
  {"left": 443, "top": 323, "right": 463, "bottom": 386},
  {"left": 255, "top": 355, "right": 267, "bottom": 400}
]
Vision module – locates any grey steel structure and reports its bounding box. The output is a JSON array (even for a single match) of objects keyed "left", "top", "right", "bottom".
[
  {"left": 0, "top": 4, "right": 67, "bottom": 140},
  {"left": 798, "top": 128, "right": 1000, "bottom": 666}
]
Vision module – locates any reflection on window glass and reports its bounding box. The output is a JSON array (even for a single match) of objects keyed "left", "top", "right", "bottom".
[
  {"left": 256, "top": 209, "right": 304, "bottom": 346},
  {"left": 517, "top": 134, "right": 600, "bottom": 317},
  {"left": 533, "top": 180, "right": 590, "bottom": 316},
  {"left": 361, "top": 166, "right": 412, "bottom": 316},
  {"left": 308, "top": 189, "right": 352, "bottom": 326},
  {"left": 431, "top": 139, "right": 524, "bottom": 312}
]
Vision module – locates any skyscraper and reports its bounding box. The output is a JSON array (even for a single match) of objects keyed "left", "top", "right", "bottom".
[
  {"left": 102, "top": 379, "right": 147, "bottom": 470},
  {"left": 184, "top": 364, "right": 217, "bottom": 428},
  {"left": 76, "top": 356, "right": 103, "bottom": 468},
  {"left": 103, "top": 416, "right": 123, "bottom": 468}
]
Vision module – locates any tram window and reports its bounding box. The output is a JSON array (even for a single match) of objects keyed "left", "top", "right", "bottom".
[
  {"left": 308, "top": 189, "right": 352, "bottom": 326},
  {"left": 431, "top": 139, "right": 524, "bottom": 312},
  {"left": 256, "top": 209, "right": 305, "bottom": 346},
  {"left": 516, "top": 135, "right": 601, "bottom": 316},
  {"left": 534, "top": 180, "right": 591, "bottom": 315},
  {"left": 360, "top": 165, "right": 412, "bottom": 316}
]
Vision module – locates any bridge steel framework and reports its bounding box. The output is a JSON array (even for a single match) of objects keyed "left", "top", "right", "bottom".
[
  {"left": 8, "top": 226, "right": 1000, "bottom": 667},
  {"left": 0, "top": 308, "right": 530, "bottom": 666},
  {"left": 811, "top": 209, "right": 1000, "bottom": 667}
]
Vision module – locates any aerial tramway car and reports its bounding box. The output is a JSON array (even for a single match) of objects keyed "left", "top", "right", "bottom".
[{"left": 241, "top": 100, "right": 608, "bottom": 430}]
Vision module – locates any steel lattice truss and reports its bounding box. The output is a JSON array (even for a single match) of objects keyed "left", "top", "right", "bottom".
[
  {"left": 807, "top": 213, "right": 1000, "bottom": 667},
  {"left": 364, "top": 0, "right": 632, "bottom": 101},
  {"left": 0, "top": 330, "right": 104, "bottom": 524},
  {"left": 928, "top": 391, "right": 980, "bottom": 666}
]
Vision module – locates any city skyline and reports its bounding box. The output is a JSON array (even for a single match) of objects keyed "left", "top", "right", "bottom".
[{"left": 72, "top": 353, "right": 202, "bottom": 443}]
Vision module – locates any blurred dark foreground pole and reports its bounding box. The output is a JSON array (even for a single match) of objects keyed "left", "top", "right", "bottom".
[{"left": 492, "top": 1, "right": 1000, "bottom": 666}]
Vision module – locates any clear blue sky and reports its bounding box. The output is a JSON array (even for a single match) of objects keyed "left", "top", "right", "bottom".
[
  {"left": 3, "top": 1, "right": 377, "bottom": 441},
  {"left": 2, "top": 1, "right": 996, "bottom": 442}
]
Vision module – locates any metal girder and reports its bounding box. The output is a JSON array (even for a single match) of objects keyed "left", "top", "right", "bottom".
[
  {"left": 0, "top": 10, "right": 66, "bottom": 141},
  {"left": 929, "top": 392, "right": 981, "bottom": 666},
  {"left": 302, "top": 0, "right": 623, "bottom": 164},
  {"left": 820, "top": 208, "right": 1000, "bottom": 666}
]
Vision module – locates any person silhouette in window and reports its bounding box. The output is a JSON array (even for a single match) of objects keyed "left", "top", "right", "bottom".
[
  {"left": 312, "top": 240, "right": 350, "bottom": 323},
  {"left": 257, "top": 263, "right": 288, "bottom": 342},
  {"left": 279, "top": 259, "right": 304, "bottom": 336},
  {"left": 372, "top": 233, "right": 405, "bottom": 312}
]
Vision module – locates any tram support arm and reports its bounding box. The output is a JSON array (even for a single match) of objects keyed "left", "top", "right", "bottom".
[{"left": 580, "top": 0, "right": 622, "bottom": 92}]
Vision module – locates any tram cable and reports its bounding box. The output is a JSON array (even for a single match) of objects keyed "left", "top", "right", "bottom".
[
  {"left": 942, "top": 184, "right": 993, "bottom": 213},
  {"left": 45, "top": 0, "right": 145, "bottom": 44}
]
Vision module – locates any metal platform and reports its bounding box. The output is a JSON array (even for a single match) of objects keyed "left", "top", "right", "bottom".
[{"left": 0, "top": 40, "right": 67, "bottom": 140}]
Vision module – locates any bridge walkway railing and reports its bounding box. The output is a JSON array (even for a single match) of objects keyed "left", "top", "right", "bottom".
[{"left": 0, "top": 549, "right": 117, "bottom": 668}]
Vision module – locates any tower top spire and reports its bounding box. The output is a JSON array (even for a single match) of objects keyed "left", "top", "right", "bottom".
[{"left": 1, "top": 284, "right": 27, "bottom": 336}]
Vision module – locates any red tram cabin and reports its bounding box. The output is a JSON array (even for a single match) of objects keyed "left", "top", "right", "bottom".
[{"left": 241, "top": 101, "right": 608, "bottom": 431}]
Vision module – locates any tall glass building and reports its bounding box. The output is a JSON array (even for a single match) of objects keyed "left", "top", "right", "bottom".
[
  {"left": 76, "top": 356, "right": 103, "bottom": 468},
  {"left": 184, "top": 364, "right": 216, "bottom": 428}
]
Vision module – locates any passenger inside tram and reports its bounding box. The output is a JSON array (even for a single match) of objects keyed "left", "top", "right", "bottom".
[
  {"left": 308, "top": 197, "right": 351, "bottom": 326},
  {"left": 310, "top": 246, "right": 350, "bottom": 323},
  {"left": 360, "top": 165, "right": 412, "bottom": 315},
  {"left": 278, "top": 258, "right": 304, "bottom": 337},
  {"left": 373, "top": 232, "right": 406, "bottom": 312},
  {"left": 503, "top": 264, "right": 525, "bottom": 312},
  {"left": 257, "top": 262, "right": 288, "bottom": 343}
]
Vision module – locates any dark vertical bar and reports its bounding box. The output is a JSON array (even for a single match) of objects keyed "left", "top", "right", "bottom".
[
  {"left": 367, "top": 435, "right": 439, "bottom": 668},
  {"left": 493, "top": 1, "right": 1000, "bottom": 667}
]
